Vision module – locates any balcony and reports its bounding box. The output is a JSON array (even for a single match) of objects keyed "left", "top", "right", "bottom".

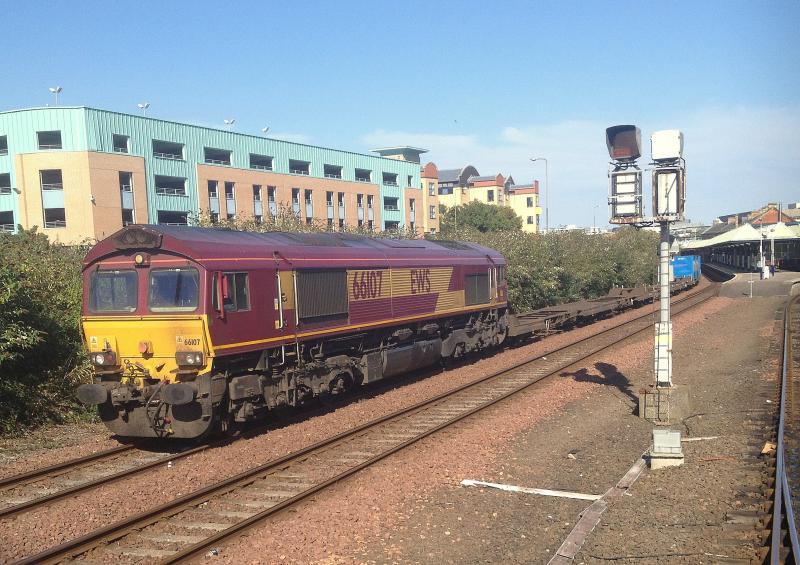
[
  {"left": 152, "top": 140, "right": 184, "bottom": 161},
  {"left": 289, "top": 159, "right": 310, "bottom": 175},
  {"left": 250, "top": 153, "right": 273, "bottom": 171},
  {"left": 355, "top": 168, "right": 371, "bottom": 182},
  {"left": 204, "top": 147, "right": 232, "bottom": 166},
  {"left": 324, "top": 164, "right": 343, "bottom": 179},
  {"left": 154, "top": 175, "right": 187, "bottom": 196}
]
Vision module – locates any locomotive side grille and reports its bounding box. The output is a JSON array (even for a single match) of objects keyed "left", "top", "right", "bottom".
[
  {"left": 296, "top": 270, "right": 349, "bottom": 322},
  {"left": 465, "top": 273, "right": 490, "bottom": 306}
]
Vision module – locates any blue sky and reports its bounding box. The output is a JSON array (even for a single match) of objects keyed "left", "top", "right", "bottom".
[{"left": 3, "top": 0, "right": 798, "bottom": 227}]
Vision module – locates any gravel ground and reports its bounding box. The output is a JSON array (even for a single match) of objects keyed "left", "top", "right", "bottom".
[{"left": 0, "top": 287, "right": 710, "bottom": 564}]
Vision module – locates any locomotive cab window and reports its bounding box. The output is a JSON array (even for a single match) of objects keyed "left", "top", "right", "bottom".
[
  {"left": 213, "top": 272, "right": 250, "bottom": 312},
  {"left": 149, "top": 268, "right": 199, "bottom": 312},
  {"left": 89, "top": 270, "right": 138, "bottom": 312}
]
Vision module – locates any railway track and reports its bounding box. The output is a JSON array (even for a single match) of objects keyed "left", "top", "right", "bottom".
[
  {"left": 0, "top": 443, "right": 207, "bottom": 520},
  {"left": 15, "top": 285, "right": 716, "bottom": 565},
  {"left": 766, "top": 292, "right": 800, "bottom": 563}
]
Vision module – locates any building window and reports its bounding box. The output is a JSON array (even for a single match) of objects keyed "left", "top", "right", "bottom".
[
  {"left": 407, "top": 175, "right": 413, "bottom": 187},
  {"left": 208, "top": 180, "right": 218, "bottom": 198},
  {"left": 527, "top": 196, "right": 534, "bottom": 207},
  {"left": 122, "top": 209, "right": 134, "bottom": 226},
  {"left": 428, "top": 182, "right": 435, "bottom": 196},
  {"left": 289, "top": 159, "right": 310, "bottom": 175},
  {"left": 324, "top": 164, "right": 342, "bottom": 179},
  {"left": 120, "top": 172, "right": 134, "bottom": 225},
  {"left": 253, "top": 185, "right": 261, "bottom": 201},
  {"left": 292, "top": 188, "right": 300, "bottom": 212},
  {"left": 527, "top": 216, "right": 535, "bottom": 224},
  {"left": 487, "top": 189, "right": 494, "bottom": 202},
  {"left": 337, "top": 192, "right": 344, "bottom": 207},
  {"left": 409, "top": 198, "right": 415, "bottom": 211},
  {"left": 119, "top": 172, "right": 132, "bottom": 193},
  {"left": 43, "top": 208, "right": 66, "bottom": 228},
  {"left": 112, "top": 134, "right": 129, "bottom": 153},
  {"left": 40, "top": 169, "right": 63, "bottom": 191},
  {"left": 267, "top": 186, "right": 276, "bottom": 203},
  {"left": 326, "top": 191, "right": 334, "bottom": 206},
  {"left": 429, "top": 205, "right": 436, "bottom": 219},
  {"left": 225, "top": 182, "right": 235, "bottom": 200},
  {"left": 358, "top": 219, "right": 363, "bottom": 227},
  {"left": 304, "top": 189, "right": 313, "bottom": 204},
  {"left": 305, "top": 217, "right": 313, "bottom": 225},
  {"left": 385, "top": 221, "right": 400, "bottom": 231},
  {"left": 429, "top": 228, "right": 436, "bottom": 234},
  {"left": 157, "top": 211, "right": 188, "bottom": 225},
  {"left": 250, "top": 153, "right": 273, "bottom": 170},
  {"left": 367, "top": 195, "right": 374, "bottom": 209},
  {"left": 152, "top": 140, "right": 184, "bottom": 160},
  {"left": 382, "top": 172, "right": 398, "bottom": 186},
  {"left": 0, "top": 211, "right": 14, "bottom": 231},
  {"left": 338, "top": 218, "right": 344, "bottom": 229},
  {"left": 383, "top": 197, "right": 399, "bottom": 211},
  {"left": 368, "top": 220, "right": 374, "bottom": 230},
  {"left": 0, "top": 135, "right": 7, "bottom": 155},
  {"left": 210, "top": 212, "right": 219, "bottom": 223},
  {"left": 410, "top": 221, "right": 415, "bottom": 232},
  {"left": 155, "top": 175, "right": 187, "bottom": 196},
  {"left": 355, "top": 168, "right": 371, "bottom": 182},
  {"left": 357, "top": 194, "right": 363, "bottom": 208},
  {"left": 37, "top": 131, "right": 62, "bottom": 150},
  {"left": 227, "top": 213, "right": 236, "bottom": 220},
  {"left": 0, "top": 173, "right": 11, "bottom": 195},
  {"left": 204, "top": 147, "right": 232, "bottom": 166},
  {"left": 255, "top": 215, "right": 262, "bottom": 223},
  {"left": 327, "top": 218, "right": 334, "bottom": 228}
]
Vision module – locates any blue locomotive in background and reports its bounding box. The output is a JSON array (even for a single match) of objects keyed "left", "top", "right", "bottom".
[{"left": 672, "top": 255, "right": 702, "bottom": 284}]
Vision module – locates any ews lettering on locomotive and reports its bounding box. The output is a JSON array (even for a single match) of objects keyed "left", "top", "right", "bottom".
[
  {"left": 410, "top": 269, "right": 432, "bottom": 294},
  {"left": 351, "top": 270, "right": 384, "bottom": 300}
]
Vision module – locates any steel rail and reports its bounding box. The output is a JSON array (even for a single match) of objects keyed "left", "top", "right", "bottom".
[
  {"left": 770, "top": 294, "right": 800, "bottom": 563},
  {"left": 15, "top": 286, "right": 715, "bottom": 565},
  {"left": 0, "top": 443, "right": 209, "bottom": 520},
  {"left": 0, "top": 444, "right": 134, "bottom": 490}
]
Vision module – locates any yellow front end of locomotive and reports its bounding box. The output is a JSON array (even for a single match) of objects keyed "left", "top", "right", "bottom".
[{"left": 82, "top": 315, "right": 212, "bottom": 383}]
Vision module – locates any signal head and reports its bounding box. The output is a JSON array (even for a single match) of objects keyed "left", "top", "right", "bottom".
[{"left": 605, "top": 125, "right": 641, "bottom": 163}]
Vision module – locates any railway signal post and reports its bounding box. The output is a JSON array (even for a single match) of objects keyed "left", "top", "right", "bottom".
[{"left": 606, "top": 125, "right": 688, "bottom": 424}]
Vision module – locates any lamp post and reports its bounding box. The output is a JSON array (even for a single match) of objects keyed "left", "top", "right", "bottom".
[
  {"left": 137, "top": 102, "right": 150, "bottom": 116},
  {"left": 530, "top": 157, "right": 549, "bottom": 232},
  {"left": 593, "top": 203, "right": 599, "bottom": 234},
  {"left": 224, "top": 119, "right": 236, "bottom": 131},
  {"left": 48, "top": 86, "right": 62, "bottom": 106},
  {"left": 261, "top": 126, "right": 270, "bottom": 136}
]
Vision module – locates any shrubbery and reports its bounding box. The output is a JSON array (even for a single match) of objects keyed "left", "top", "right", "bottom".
[
  {"left": 0, "top": 229, "right": 91, "bottom": 434},
  {"left": 0, "top": 212, "right": 657, "bottom": 434}
]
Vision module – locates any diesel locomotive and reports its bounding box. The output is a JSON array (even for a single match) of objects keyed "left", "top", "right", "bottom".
[{"left": 77, "top": 225, "right": 510, "bottom": 439}]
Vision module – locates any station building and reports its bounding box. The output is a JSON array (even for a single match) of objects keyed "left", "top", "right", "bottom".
[{"left": 0, "top": 107, "right": 425, "bottom": 243}]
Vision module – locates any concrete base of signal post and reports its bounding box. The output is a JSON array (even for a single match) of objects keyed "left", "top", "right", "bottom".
[{"left": 638, "top": 384, "right": 691, "bottom": 425}]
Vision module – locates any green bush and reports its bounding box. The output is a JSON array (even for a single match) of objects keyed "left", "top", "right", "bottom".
[{"left": 0, "top": 229, "right": 91, "bottom": 434}]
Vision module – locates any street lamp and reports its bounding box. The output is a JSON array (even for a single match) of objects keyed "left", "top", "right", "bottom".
[
  {"left": 261, "top": 126, "right": 270, "bottom": 136},
  {"left": 137, "top": 102, "right": 150, "bottom": 116},
  {"left": 224, "top": 119, "right": 236, "bottom": 131},
  {"left": 48, "top": 86, "right": 62, "bottom": 106},
  {"left": 530, "top": 157, "right": 549, "bottom": 232},
  {"left": 593, "top": 203, "right": 600, "bottom": 233}
]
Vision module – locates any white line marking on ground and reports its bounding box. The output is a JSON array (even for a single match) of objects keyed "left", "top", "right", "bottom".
[{"left": 460, "top": 480, "right": 602, "bottom": 501}]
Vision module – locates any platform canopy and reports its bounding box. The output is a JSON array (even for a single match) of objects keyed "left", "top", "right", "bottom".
[{"left": 682, "top": 222, "right": 799, "bottom": 250}]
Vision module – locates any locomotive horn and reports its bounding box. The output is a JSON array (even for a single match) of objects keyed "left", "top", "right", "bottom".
[
  {"left": 76, "top": 383, "right": 108, "bottom": 405},
  {"left": 162, "top": 383, "right": 197, "bottom": 405}
]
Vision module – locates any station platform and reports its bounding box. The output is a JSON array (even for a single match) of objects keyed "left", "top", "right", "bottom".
[{"left": 719, "top": 269, "right": 800, "bottom": 298}]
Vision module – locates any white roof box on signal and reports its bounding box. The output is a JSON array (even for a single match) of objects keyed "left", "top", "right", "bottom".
[{"left": 651, "top": 130, "right": 684, "bottom": 161}]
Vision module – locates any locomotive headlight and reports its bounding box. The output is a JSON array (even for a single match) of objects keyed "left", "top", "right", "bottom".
[
  {"left": 176, "top": 351, "right": 204, "bottom": 367},
  {"left": 90, "top": 350, "right": 117, "bottom": 367}
]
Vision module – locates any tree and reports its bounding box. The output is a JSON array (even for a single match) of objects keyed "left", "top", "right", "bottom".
[{"left": 440, "top": 201, "right": 523, "bottom": 234}]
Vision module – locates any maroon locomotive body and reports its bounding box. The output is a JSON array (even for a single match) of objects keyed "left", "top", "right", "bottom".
[{"left": 78, "top": 226, "right": 509, "bottom": 438}]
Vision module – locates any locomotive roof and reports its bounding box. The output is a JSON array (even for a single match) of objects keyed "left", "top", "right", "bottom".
[{"left": 84, "top": 225, "right": 506, "bottom": 268}]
